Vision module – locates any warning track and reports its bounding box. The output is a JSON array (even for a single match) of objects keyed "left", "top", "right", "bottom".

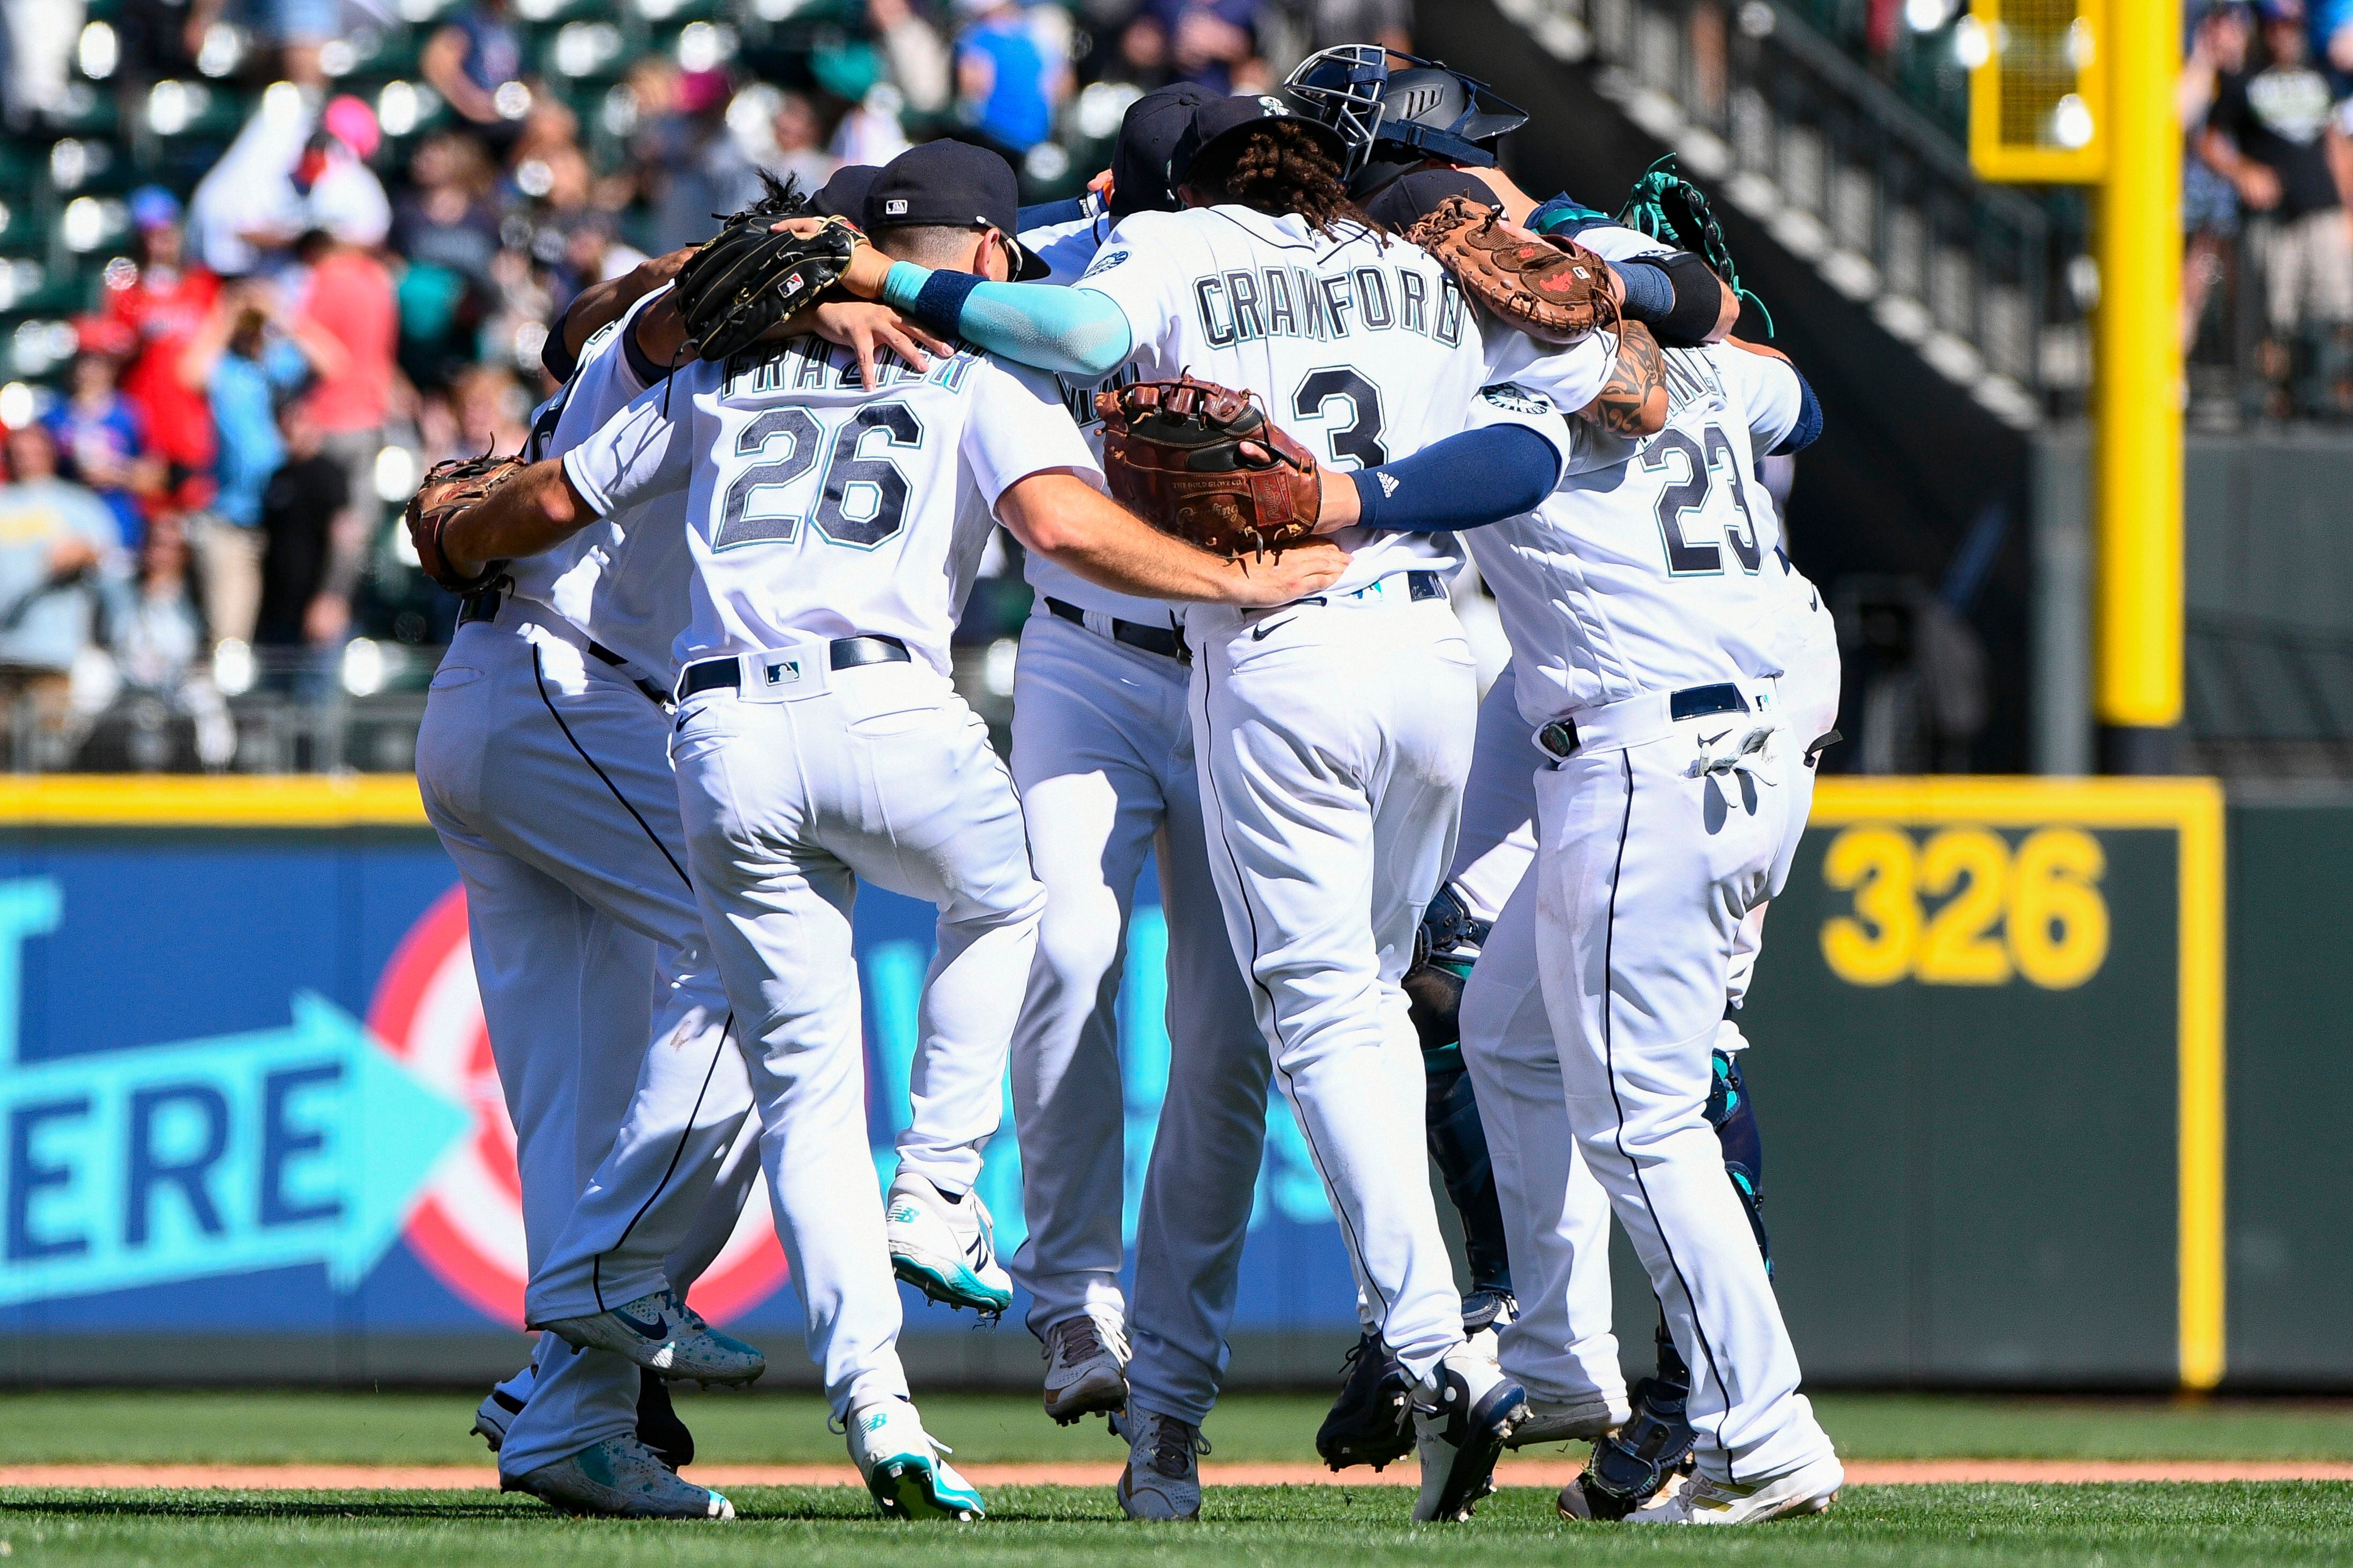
[{"left": 5, "top": 1460, "right": 2352, "bottom": 1490}]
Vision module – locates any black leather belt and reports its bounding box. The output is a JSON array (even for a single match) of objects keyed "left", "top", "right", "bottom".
[
  {"left": 457, "top": 585, "right": 503, "bottom": 624},
  {"left": 675, "top": 637, "right": 911, "bottom": 699},
  {"left": 1044, "top": 597, "right": 1187, "bottom": 661},
  {"left": 1536, "top": 683, "right": 1751, "bottom": 760},
  {"left": 1403, "top": 570, "right": 1445, "bottom": 601}
]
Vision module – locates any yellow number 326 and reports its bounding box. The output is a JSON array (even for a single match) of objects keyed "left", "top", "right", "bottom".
[{"left": 1820, "top": 825, "right": 2110, "bottom": 989}]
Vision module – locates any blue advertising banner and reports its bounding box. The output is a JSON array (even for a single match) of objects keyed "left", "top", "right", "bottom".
[{"left": 0, "top": 779, "right": 1357, "bottom": 1348}]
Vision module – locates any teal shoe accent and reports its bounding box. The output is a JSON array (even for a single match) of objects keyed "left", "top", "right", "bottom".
[
  {"left": 867, "top": 1453, "right": 986, "bottom": 1521},
  {"left": 892, "top": 1254, "right": 1014, "bottom": 1315}
]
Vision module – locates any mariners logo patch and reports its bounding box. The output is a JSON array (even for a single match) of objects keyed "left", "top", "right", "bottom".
[
  {"left": 1257, "top": 95, "right": 1290, "bottom": 116},
  {"left": 1080, "top": 248, "right": 1129, "bottom": 278},
  {"left": 1479, "top": 382, "right": 1555, "bottom": 417}
]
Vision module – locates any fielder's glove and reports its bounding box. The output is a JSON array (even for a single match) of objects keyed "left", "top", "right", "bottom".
[
  {"left": 671, "top": 213, "right": 866, "bottom": 364},
  {"left": 405, "top": 452, "right": 524, "bottom": 594},
  {"left": 1619, "top": 155, "right": 1773, "bottom": 334},
  {"left": 1405, "top": 194, "right": 1621, "bottom": 346},
  {"left": 1094, "top": 376, "right": 1324, "bottom": 560}
]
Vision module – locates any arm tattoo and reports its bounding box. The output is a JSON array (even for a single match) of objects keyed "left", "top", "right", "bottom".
[{"left": 1583, "top": 320, "right": 1666, "bottom": 437}]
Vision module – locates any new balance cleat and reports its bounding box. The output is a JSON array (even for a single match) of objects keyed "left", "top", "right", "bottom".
[
  {"left": 541, "top": 1289, "right": 766, "bottom": 1385},
  {"left": 1315, "top": 1331, "right": 1415, "bottom": 1471},
  {"left": 1041, "top": 1313, "right": 1129, "bottom": 1425},
  {"left": 1508, "top": 1389, "right": 1631, "bottom": 1449},
  {"left": 885, "top": 1174, "right": 1015, "bottom": 1316},
  {"left": 1627, "top": 1453, "right": 1843, "bottom": 1524},
  {"left": 505, "top": 1435, "right": 734, "bottom": 1519},
  {"left": 847, "top": 1397, "right": 987, "bottom": 1521},
  {"left": 1411, "top": 1341, "right": 1527, "bottom": 1522},
  {"left": 1116, "top": 1403, "right": 1207, "bottom": 1521}
]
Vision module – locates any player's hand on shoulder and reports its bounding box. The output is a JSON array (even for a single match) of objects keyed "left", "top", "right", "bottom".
[
  {"left": 1222, "top": 539, "right": 1350, "bottom": 606},
  {"left": 812, "top": 301, "right": 955, "bottom": 390}
]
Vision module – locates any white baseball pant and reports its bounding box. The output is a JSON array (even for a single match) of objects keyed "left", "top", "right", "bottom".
[
  {"left": 1729, "top": 581, "right": 1844, "bottom": 1019},
  {"left": 668, "top": 647, "right": 1043, "bottom": 1418},
  {"left": 1005, "top": 607, "right": 1271, "bottom": 1425},
  {"left": 1533, "top": 685, "right": 1834, "bottom": 1484},
  {"left": 1187, "top": 585, "right": 1476, "bottom": 1384},
  {"left": 416, "top": 600, "right": 758, "bottom": 1480},
  {"left": 1449, "top": 661, "right": 1540, "bottom": 928}
]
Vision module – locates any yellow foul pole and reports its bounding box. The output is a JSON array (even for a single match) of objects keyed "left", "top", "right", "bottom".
[{"left": 2094, "top": 0, "right": 2184, "bottom": 755}]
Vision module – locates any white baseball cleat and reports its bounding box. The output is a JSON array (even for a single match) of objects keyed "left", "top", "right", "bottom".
[
  {"left": 1116, "top": 1403, "right": 1207, "bottom": 1521},
  {"left": 885, "top": 1174, "right": 1014, "bottom": 1316},
  {"left": 1507, "top": 1390, "right": 1633, "bottom": 1448},
  {"left": 1411, "top": 1341, "right": 1527, "bottom": 1522},
  {"left": 540, "top": 1289, "right": 766, "bottom": 1385},
  {"left": 1627, "top": 1453, "right": 1843, "bottom": 1524},
  {"left": 504, "top": 1436, "right": 735, "bottom": 1519},
  {"left": 846, "top": 1396, "right": 988, "bottom": 1521},
  {"left": 1041, "top": 1313, "right": 1130, "bottom": 1425}
]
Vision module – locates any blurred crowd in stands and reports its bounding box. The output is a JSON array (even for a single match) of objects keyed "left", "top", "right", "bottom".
[
  {"left": 2181, "top": 0, "right": 2353, "bottom": 420},
  {"left": 0, "top": 0, "right": 1411, "bottom": 770}
]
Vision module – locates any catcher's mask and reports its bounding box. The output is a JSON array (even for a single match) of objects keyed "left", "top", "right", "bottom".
[{"left": 1286, "top": 47, "right": 1528, "bottom": 188}]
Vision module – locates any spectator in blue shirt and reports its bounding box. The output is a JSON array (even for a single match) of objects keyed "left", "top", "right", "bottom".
[
  {"left": 177, "top": 283, "right": 345, "bottom": 647},
  {"left": 955, "top": 0, "right": 1060, "bottom": 154},
  {"left": 0, "top": 423, "right": 125, "bottom": 742},
  {"left": 45, "top": 330, "right": 157, "bottom": 552}
]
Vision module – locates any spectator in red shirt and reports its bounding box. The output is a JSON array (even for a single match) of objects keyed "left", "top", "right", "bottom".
[
  {"left": 103, "top": 188, "right": 220, "bottom": 501},
  {"left": 293, "top": 220, "right": 398, "bottom": 647}
]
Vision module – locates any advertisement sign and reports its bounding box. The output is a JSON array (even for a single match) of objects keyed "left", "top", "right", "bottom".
[{"left": 0, "top": 779, "right": 1356, "bottom": 1349}]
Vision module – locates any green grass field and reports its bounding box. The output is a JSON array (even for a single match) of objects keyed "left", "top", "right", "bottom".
[{"left": 6, "top": 1392, "right": 2353, "bottom": 1565}]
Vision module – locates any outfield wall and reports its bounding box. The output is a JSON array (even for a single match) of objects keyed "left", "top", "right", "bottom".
[{"left": 0, "top": 777, "right": 2340, "bottom": 1391}]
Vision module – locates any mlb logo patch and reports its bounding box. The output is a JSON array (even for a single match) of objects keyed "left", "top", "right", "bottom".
[
  {"left": 765, "top": 659, "right": 801, "bottom": 685},
  {"left": 885, "top": 198, "right": 910, "bottom": 216}
]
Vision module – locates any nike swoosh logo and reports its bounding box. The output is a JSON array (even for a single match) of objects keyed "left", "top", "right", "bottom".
[
  {"left": 1251, "top": 614, "right": 1299, "bottom": 641},
  {"left": 614, "top": 1308, "right": 670, "bottom": 1340},
  {"left": 1698, "top": 729, "right": 1731, "bottom": 748}
]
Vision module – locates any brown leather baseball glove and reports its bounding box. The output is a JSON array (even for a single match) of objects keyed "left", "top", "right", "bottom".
[
  {"left": 1405, "top": 194, "right": 1621, "bottom": 345},
  {"left": 1094, "top": 376, "right": 1323, "bottom": 560},
  {"left": 405, "top": 452, "right": 524, "bottom": 594}
]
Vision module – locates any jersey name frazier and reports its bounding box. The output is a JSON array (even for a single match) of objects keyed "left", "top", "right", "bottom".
[
  {"left": 1189, "top": 263, "right": 1466, "bottom": 351},
  {"left": 723, "top": 337, "right": 981, "bottom": 397}
]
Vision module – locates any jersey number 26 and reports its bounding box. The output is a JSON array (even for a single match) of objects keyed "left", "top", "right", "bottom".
[{"left": 714, "top": 402, "right": 922, "bottom": 551}]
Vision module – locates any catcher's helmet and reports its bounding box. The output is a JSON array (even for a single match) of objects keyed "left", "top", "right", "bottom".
[{"left": 1285, "top": 46, "right": 1529, "bottom": 193}]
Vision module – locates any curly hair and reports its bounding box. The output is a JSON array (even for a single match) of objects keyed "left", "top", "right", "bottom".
[{"left": 1188, "top": 121, "right": 1382, "bottom": 242}]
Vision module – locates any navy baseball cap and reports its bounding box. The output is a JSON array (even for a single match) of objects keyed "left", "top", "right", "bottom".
[
  {"left": 1110, "top": 83, "right": 1209, "bottom": 218},
  {"left": 813, "top": 163, "right": 878, "bottom": 221},
  {"left": 1363, "top": 167, "right": 1496, "bottom": 232},
  {"left": 1169, "top": 92, "right": 1350, "bottom": 190},
  {"left": 866, "top": 140, "right": 1051, "bottom": 279}
]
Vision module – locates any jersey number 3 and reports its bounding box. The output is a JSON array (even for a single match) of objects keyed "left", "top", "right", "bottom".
[
  {"left": 715, "top": 402, "right": 924, "bottom": 551},
  {"left": 1644, "top": 425, "right": 1762, "bottom": 577}
]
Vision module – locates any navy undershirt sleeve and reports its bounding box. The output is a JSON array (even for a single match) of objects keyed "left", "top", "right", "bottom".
[
  {"left": 1016, "top": 195, "right": 1090, "bottom": 229},
  {"left": 1772, "top": 370, "right": 1824, "bottom": 456},
  {"left": 1347, "top": 425, "right": 1563, "bottom": 533},
  {"left": 1615, "top": 258, "right": 1676, "bottom": 321}
]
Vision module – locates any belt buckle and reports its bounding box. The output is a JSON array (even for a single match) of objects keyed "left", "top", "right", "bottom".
[{"left": 1535, "top": 719, "right": 1578, "bottom": 760}]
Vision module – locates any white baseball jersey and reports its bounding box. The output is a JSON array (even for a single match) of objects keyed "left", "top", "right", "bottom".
[
  {"left": 1473, "top": 342, "right": 1810, "bottom": 726},
  {"left": 1073, "top": 205, "right": 1581, "bottom": 594},
  {"left": 502, "top": 291, "right": 699, "bottom": 684},
  {"left": 1017, "top": 211, "right": 1186, "bottom": 626},
  {"left": 561, "top": 337, "right": 1100, "bottom": 676}
]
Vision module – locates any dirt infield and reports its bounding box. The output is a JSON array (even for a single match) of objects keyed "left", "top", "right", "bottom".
[{"left": 6, "top": 1459, "right": 2353, "bottom": 1491}]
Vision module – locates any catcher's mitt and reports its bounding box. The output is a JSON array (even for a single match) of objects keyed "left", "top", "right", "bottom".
[
  {"left": 671, "top": 213, "right": 863, "bottom": 364},
  {"left": 1405, "top": 195, "right": 1620, "bottom": 345},
  {"left": 405, "top": 452, "right": 523, "bottom": 594},
  {"left": 1094, "top": 377, "right": 1323, "bottom": 560},
  {"left": 1620, "top": 155, "right": 1773, "bottom": 335}
]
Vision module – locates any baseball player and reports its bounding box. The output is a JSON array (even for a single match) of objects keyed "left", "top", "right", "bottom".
[
  {"left": 413, "top": 251, "right": 763, "bottom": 1521},
  {"left": 821, "top": 95, "right": 1632, "bottom": 1521},
  {"left": 1353, "top": 169, "right": 1842, "bottom": 1519},
  {"left": 426, "top": 138, "right": 1347, "bottom": 1521},
  {"left": 428, "top": 171, "right": 962, "bottom": 1515},
  {"left": 998, "top": 87, "right": 1298, "bottom": 1496},
  {"left": 1268, "top": 47, "right": 1716, "bottom": 1469}
]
